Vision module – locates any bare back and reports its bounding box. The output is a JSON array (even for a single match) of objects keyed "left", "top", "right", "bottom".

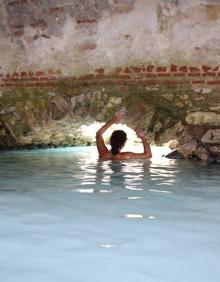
[
  {"left": 99, "top": 150, "right": 150, "bottom": 161},
  {"left": 96, "top": 111, "right": 152, "bottom": 161}
]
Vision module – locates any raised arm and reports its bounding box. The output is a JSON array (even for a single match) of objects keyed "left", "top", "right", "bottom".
[
  {"left": 96, "top": 111, "right": 122, "bottom": 157},
  {"left": 123, "top": 128, "right": 152, "bottom": 159},
  {"left": 137, "top": 128, "right": 152, "bottom": 158}
]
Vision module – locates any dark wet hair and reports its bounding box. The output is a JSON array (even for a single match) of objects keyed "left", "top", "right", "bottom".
[{"left": 110, "top": 130, "right": 127, "bottom": 155}]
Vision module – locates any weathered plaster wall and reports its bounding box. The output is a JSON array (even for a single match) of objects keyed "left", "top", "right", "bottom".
[
  {"left": 1, "top": 0, "right": 220, "bottom": 161},
  {"left": 1, "top": 0, "right": 220, "bottom": 74}
]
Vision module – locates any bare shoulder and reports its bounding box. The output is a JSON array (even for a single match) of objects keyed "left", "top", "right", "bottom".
[
  {"left": 119, "top": 152, "right": 134, "bottom": 159},
  {"left": 99, "top": 151, "right": 151, "bottom": 161},
  {"left": 99, "top": 152, "right": 131, "bottom": 161},
  {"left": 99, "top": 152, "right": 112, "bottom": 161},
  {"left": 111, "top": 152, "right": 138, "bottom": 160},
  {"left": 120, "top": 151, "right": 151, "bottom": 160}
]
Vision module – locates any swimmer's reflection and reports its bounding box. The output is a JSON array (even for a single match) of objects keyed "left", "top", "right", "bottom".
[
  {"left": 95, "top": 160, "right": 151, "bottom": 191},
  {"left": 80, "top": 156, "right": 179, "bottom": 191}
]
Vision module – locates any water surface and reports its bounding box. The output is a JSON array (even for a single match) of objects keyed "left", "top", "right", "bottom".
[{"left": 0, "top": 146, "right": 220, "bottom": 282}]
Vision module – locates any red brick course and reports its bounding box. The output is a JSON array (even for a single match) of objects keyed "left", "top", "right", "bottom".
[{"left": 0, "top": 65, "right": 220, "bottom": 89}]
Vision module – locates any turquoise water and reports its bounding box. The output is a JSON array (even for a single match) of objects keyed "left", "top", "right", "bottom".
[{"left": 0, "top": 146, "right": 220, "bottom": 282}]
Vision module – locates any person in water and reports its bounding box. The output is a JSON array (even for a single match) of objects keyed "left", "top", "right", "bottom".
[{"left": 96, "top": 111, "right": 152, "bottom": 160}]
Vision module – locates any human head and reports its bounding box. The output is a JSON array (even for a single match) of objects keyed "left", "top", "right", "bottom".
[{"left": 110, "top": 130, "right": 127, "bottom": 155}]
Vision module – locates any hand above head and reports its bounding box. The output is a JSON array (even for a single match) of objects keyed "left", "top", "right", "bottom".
[
  {"left": 135, "top": 127, "right": 145, "bottom": 139},
  {"left": 112, "top": 110, "right": 123, "bottom": 124}
]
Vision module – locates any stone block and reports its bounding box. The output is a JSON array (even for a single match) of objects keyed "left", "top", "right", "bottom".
[
  {"left": 52, "top": 96, "right": 70, "bottom": 114},
  {"left": 1, "top": 107, "right": 16, "bottom": 115},
  {"left": 209, "top": 145, "right": 220, "bottom": 157},
  {"left": 201, "top": 129, "right": 220, "bottom": 144},
  {"left": 177, "top": 141, "right": 197, "bottom": 159},
  {"left": 186, "top": 111, "right": 220, "bottom": 126},
  {"left": 194, "top": 146, "right": 210, "bottom": 161}
]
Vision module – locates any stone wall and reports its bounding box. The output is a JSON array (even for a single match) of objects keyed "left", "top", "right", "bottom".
[{"left": 1, "top": 0, "right": 220, "bottom": 161}]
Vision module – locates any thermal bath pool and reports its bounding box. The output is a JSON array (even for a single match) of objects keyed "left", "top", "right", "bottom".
[{"left": 0, "top": 146, "right": 220, "bottom": 282}]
